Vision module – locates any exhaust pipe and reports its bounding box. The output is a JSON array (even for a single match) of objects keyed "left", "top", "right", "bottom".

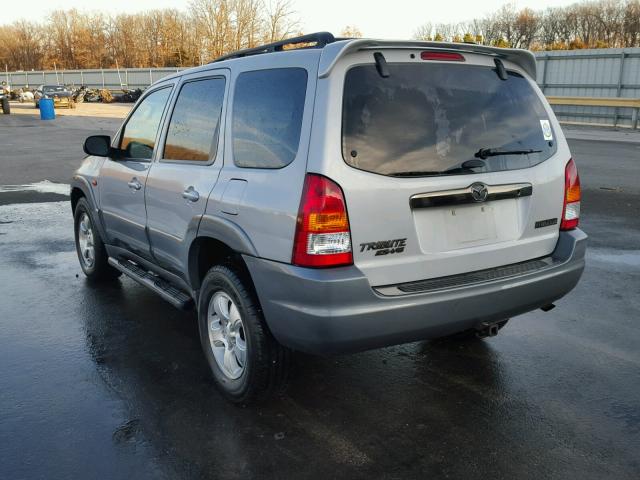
[
  {"left": 540, "top": 303, "right": 556, "bottom": 312},
  {"left": 475, "top": 321, "right": 501, "bottom": 339}
]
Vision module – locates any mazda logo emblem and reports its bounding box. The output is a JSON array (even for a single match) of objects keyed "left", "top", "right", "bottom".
[{"left": 470, "top": 183, "right": 489, "bottom": 202}]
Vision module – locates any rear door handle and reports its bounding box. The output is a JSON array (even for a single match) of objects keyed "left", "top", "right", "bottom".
[
  {"left": 127, "top": 178, "right": 142, "bottom": 191},
  {"left": 182, "top": 187, "right": 200, "bottom": 202}
]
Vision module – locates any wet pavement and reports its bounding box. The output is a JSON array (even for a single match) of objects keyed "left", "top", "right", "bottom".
[
  {"left": 1, "top": 137, "right": 639, "bottom": 479},
  {"left": 0, "top": 105, "right": 126, "bottom": 187}
]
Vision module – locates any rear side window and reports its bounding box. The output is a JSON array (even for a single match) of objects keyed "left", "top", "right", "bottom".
[
  {"left": 163, "top": 77, "right": 226, "bottom": 162},
  {"left": 342, "top": 63, "right": 557, "bottom": 176},
  {"left": 232, "top": 68, "right": 307, "bottom": 168},
  {"left": 120, "top": 87, "right": 172, "bottom": 159}
]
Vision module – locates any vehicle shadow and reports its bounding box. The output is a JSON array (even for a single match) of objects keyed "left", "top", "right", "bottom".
[{"left": 78, "top": 277, "right": 507, "bottom": 478}]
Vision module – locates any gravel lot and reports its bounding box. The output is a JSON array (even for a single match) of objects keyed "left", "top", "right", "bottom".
[{"left": 0, "top": 110, "right": 639, "bottom": 479}]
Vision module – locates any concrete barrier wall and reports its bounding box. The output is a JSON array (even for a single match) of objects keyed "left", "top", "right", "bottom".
[
  {"left": 3, "top": 68, "right": 184, "bottom": 91},
  {"left": 535, "top": 47, "right": 640, "bottom": 128},
  {"left": 4, "top": 47, "right": 640, "bottom": 127}
]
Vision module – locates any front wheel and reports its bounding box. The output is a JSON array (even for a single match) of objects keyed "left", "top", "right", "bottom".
[
  {"left": 1, "top": 97, "right": 9, "bottom": 114},
  {"left": 74, "top": 198, "right": 121, "bottom": 281},
  {"left": 198, "top": 265, "right": 290, "bottom": 403}
]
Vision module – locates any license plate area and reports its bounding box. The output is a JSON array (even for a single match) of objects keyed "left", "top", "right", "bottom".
[
  {"left": 446, "top": 204, "right": 497, "bottom": 246},
  {"left": 413, "top": 200, "right": 521, "bottom": 253}
]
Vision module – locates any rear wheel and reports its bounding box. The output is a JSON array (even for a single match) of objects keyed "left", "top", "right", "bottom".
[
  {"left": 1, "top": 97, "right": 9, "bottom": 114},
  {"left": 74, "top": 198, "right": 121, "bottom": 281},
  {"left": 198, "top": 264, "right": 290, "bottom": 403}
]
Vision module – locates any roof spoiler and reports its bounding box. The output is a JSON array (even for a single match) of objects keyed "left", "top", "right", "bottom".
[{"left": 318, "top": 39, "right": 538, "bottom": 80}]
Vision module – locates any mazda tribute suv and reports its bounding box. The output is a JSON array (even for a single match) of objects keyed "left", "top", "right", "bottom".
[{"left": 71, "top": 33, "right": 587, "bottom": 402}]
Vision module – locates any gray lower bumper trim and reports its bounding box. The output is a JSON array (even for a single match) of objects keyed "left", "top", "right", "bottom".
[{"left": 244, "top": 229, "right": 587, "bottom": 354}]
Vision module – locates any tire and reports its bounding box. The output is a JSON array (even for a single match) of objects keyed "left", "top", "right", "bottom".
[
  {"left": 74, "top": 197, "right": 121, "bottom": 281},
  {"left": 198, "top": 264, "right": 290, "bottom": 403},
  {"left": 1, "top": 97, "right": 9, "bottom": 114}
]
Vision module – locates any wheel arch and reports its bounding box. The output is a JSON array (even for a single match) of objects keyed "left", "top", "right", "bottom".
[
  {"left": 188, "top": 215, "right": 258, "bottom": 290},
  {"left": 70, "top": 177, "right": 108, "bottom": 241},
  {"left": 188, "top": 235, "right": 254, "bottom": 292},
  {"left": 70, "top": 186, "right": 85, "bottom": 213}
]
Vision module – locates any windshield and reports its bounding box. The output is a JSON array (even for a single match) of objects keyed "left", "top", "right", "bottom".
[
  {"left": 44, "top": 86, "right": 66, "bottom": 93},
  {"left": 342, "top": 63, "right": 557, "bottom": 176}
]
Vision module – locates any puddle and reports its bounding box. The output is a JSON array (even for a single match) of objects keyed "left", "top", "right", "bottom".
[{"left": 0, "top": 180, "right": 70, "bottom": 195}]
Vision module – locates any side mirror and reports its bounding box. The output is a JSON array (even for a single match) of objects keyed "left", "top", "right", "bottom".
[{"left": 84, "top": 135, "right": 111, "bottom": 157}]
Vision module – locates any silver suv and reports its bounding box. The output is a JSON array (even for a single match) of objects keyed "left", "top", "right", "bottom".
[{"left": 72, "top": 33, "right": 586, "bottom": 402}]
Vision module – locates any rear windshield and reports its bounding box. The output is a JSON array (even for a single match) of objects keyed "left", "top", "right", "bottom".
[
  {"left": 44, "top": 86, "right": 66, "bottom": 92},
  {"left": 342, "top": 63, "right": 557, "bottom": 177}
]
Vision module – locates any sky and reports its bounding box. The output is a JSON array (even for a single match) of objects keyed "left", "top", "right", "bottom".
[{"left": 1, "top": 0, "right": 581, "bottom": 37}]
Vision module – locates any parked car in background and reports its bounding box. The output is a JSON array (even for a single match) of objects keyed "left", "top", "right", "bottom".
[
  {"left": 72, "top": 33, "right": 587, "bottom": 403},
  {"left": 34, "top": 85, "right": 75, "bottom": 109}
]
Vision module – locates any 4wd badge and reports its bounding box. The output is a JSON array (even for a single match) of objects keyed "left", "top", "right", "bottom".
[{"left": 359, "top": 238, "right": 407, "bottom": 256}]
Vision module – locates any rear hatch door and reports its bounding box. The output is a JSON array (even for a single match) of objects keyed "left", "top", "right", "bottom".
[{"left": 326, "top": 50, "right": 569, "bottom": 287}]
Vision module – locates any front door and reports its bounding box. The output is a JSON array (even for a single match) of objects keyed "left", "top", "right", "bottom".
[
  {"left": 99, "top": 86, "right": 173, "bottom": 258},
  {"left": 145, "top": 73, "right": 228, "bottom": 277}
]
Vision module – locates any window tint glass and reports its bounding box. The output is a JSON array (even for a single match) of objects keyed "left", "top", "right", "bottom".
[
  {"left": 120, "top": 87, "right": 172, "bottom": 159},
  {"left": 342, "top": 64, "right": 557, "bottom": 176},
  {"left": 164, "top": 78, "right": 226, "bottom": 162},
  {"left": 233, "top": 68, "right": 307, "bottom": 168}
]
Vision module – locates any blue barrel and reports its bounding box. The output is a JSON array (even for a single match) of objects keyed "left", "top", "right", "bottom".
[{"left": 39, "top": 98, "right": 55, "bottom": 120}]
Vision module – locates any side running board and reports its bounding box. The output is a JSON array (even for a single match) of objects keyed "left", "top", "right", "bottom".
[{"left": 108, "top": 257, "right": 193, "bottom": 310}]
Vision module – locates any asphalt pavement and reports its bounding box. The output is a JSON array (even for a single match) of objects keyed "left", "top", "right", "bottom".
[{"left": 0, "top": 112, "right": 639, "bottom": 479}]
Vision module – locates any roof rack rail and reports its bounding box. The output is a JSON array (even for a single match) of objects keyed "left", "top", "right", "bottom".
[{"left": 210, "top": 32, "right": 336, "bottom": 63}]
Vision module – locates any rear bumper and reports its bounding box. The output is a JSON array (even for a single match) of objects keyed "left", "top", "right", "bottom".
[{"left": 244, "top": 229, "right": 587, "bottom": 354}]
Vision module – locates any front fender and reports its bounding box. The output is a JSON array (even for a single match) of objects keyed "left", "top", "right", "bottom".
[{"left": 71, "top": 156, "right": 106, "bottom": 238}]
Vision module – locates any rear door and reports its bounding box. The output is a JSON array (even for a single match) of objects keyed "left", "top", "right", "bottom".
[
  {"left": 311, "top": 49, "right": 570, "bottom": 287},
  {"left": 99, "top": 85, "right": 173, "bottom": 258},
  {"left": 144, "top": 70, "right": 228, "bottom": 277}
]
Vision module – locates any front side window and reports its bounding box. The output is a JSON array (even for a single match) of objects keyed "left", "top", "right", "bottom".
[
  {"left": 163, "top": 77, "right": 226, "bottom": 162},
  {"left": 120, "top": 87, "right": 172, "bottom": 159},
  {"left": 232, "top": 68, "right": 307, "bottom": 168},
  {"left": 342, "top": 63, "right": 557, "bottom": 176}
]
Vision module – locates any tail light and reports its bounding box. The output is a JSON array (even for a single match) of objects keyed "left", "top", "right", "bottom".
[
  {"left": 292, "top": 174, "right": 353, "bottom": 268},
  {"left": 560, "top": 158, "right": 581, "bottom": 230}
]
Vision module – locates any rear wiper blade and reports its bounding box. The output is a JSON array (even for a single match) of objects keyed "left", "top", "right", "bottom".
[
  {"left": 474, "top": 147, "right": 541, "bottom": 160},
  {"left": 391, "top": 159, "right": 487, "bottom": 177},
  {"left": 388, "top": 171, "right": 442, "bottom": 177},
  {"left": 443, "top": 158, "right": 485, "bottom": 174}
]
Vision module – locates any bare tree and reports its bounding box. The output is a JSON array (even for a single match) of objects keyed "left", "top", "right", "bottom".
[
  {"left": 413, "top": 0, "right": 640, "bottom": 50},
  {"left": 623, "top": 0, "right": 640, "bottom": 46},
  {"left": 414, "top": 23, "right": 433, "bottom": 40},
  {"left": 265, "top": 0, "right": 299, "bottom": 43},
  {"left": 340, "top": 25, "right": 363, "bottom": 38}
]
